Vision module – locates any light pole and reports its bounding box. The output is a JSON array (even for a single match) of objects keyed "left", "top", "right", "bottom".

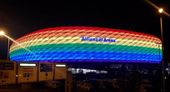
[
  {"left": 0, "top": 30, "right": 37, "bottom": 61},
  {"left": 144, "top": 1, "right": 170, "bottom": 92},
  {"left": 7, "top": 38, "right": 10, "bottom": 60},
  {"left": 158, "top": 8, "right": 165, "bottom": 92},
  {"left": 0, "top": 31, "right": 10, "bottom": 61}
]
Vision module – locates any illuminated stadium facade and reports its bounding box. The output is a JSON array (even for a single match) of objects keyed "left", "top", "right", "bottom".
[{"left": 9, "top": 26, "right": 162, "bottom": 63}]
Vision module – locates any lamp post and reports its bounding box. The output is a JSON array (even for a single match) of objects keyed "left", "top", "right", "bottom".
[
  {"left": 0, "top": 31, "right": 10, "bottom": 61},
  {"left": 0, "top": 31, "right": 36, "bottom": 60},
  {"left": 158, "top": 8, "right": 165, "bottom": 92},
  {"left": 7, "top": 38, "right": 10, "bottom": 60}
]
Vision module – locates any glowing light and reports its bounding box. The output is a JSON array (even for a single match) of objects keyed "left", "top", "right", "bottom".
[
  {"left": 20, "top": 63, "right": 36, "bottom": 66},
  {"left": 10, "top": 26, "right": 162, "bottom": 63},
  {"left": 56, "top": 64, "right": 66, "bottom": 67},
  {"left": 145, "top": 0, "right": 170, "bottom": 16},
  {"left": 68, "top": 68, "right": 108, "bottom": 74},
  {"left": 0, "top": 31, "right": 5, "bottom": 36},
  {"left": 158, "top": 8, "right": 164, "bottom": 13}
]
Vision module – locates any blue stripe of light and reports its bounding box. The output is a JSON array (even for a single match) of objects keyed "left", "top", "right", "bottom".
[{"left": 10, "top": 51, "right": 161, "bottom": 63}]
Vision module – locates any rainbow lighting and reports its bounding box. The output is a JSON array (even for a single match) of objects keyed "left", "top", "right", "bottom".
[{"left": 9, "top": 26, "right": 162, "bottom": 63}]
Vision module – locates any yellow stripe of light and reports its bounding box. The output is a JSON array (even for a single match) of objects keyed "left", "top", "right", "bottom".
[{"left": 10, "top": 36, "right": 161, "bottom": 51}]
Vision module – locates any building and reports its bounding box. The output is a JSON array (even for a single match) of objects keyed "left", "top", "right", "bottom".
[{"left": 9, "top": 26, "right": 162, "bottom": 64}]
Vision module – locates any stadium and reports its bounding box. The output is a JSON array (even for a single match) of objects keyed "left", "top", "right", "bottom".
[{"left": 9, "top": 26, "right": 162, "bottom": 63}]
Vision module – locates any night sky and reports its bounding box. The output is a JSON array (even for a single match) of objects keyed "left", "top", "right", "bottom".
[{"left": 0, "top": 0, "right": 170, "bottom": 63}]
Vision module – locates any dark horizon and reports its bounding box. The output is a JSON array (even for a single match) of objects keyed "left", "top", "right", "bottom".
[{"left": 0, "top": 0, "right": 170, "bottom": 63}]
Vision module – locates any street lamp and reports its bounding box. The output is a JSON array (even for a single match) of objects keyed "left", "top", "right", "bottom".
[
  {"left": 0, "top": 31, "right": 37, "bottom": 61},
  {"left": 0, "top": 31, "right": 10, "bottom": 61},
  {"left": 159, "top": 8, "right": 164, "bottom": 13},
  {"left": 158, "top": 7, "right": 165, "bottom": 92}
]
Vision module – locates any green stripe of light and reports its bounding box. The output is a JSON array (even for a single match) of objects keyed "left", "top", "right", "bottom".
[{"left": 10, "top": 43, "right": 162, "bottom": 57}]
